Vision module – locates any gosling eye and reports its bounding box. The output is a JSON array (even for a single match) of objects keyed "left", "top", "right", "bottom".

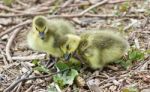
[
  {"left": 66, "top": 45, "right": 70, "bottom": 50},
  {"left": 35, "top": 27, "right": 39, "bottom": 31}
]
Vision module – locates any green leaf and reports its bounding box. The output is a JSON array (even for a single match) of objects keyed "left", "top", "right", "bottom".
[
  {"left": 48, "top": 83, "right": 61, "bottom": 92},
  {"left": 63, "top": 69, "right": 78, "bottom": 85},
  {"left": 55, "top": 60, "right": 69, "bottom": 70},
  {"left": 53, "top": 74, "right": 64, "bottom": 88},
  {"left": 66, "top": 58, "right": 81, "bottom": 70},
  {"left": 34, "top": 65, "right": 50, "bottom": 74},
  {"left": 128, "top": 49, "right": 144, "bottom": 61},
  {"left": 116, "top": 60, "right": 132, "bottom": 69},
  {"left": 124, "top": 60, "right": 133, "bottom": 69},
  {"left": 55, "top": 58, "right": 81, "bottom": 70},
  {"left": 32, "top": 59, "right": 40, "bottom": 66},
  {"left": 54, "top": 58, "right": 79, "bottom": 87},
  {"left": 116, "top": 48, "right": 145, "bottom": 69},
  {"left": 53, "top": 69, "right": 79, "bottom": 87}
]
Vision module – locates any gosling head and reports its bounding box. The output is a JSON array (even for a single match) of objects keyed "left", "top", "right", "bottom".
[
  {"left": 32, "top": 16, "right": 49, "bottom": 40},
  {"left": 60, "top": 34, "right": 81, "bottom": 61}
]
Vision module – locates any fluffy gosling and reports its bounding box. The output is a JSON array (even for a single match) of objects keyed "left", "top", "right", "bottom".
[
  {"left": 27, "top": 16, "right": 76, "bottom": 58},
  {"left": 77, "top": 30, "right": 129, "bottom": 69}
]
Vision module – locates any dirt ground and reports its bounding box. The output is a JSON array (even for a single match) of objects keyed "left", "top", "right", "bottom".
[{"left": 0, "top": 0, "right": 150, "bottom": 92}]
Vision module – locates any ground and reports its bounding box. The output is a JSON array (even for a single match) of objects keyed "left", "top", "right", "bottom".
[{"left": 0, "top": 0, "right": 150, "bottom": 92}]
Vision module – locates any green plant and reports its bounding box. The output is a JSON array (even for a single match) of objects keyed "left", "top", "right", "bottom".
[
  {"left": 32, "top": 59, "right": 50, "bottom": 74},
  {"left": 53, "top": 60, "right": 79, "bottom": 88},
  {"left": 116, "top": 48, "right": 145, "bottom": 69}
]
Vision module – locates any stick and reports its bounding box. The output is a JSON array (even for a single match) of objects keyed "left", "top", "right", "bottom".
[
  {"left": 11, "top": 54, "right": 46, "bottom": 60},
  {"left": 0, "top": 49, "right": 8, "bottom": 65},
  {"left": 0, "top": 13, "right": 145, "bottom": 19},
  {"left": 6, "top": 28, "right": 22, "bottom": 63},
  {"left": 4, "top": 68, "right": 69, "bottom": 92},
  {"left": 0, "top": 20, "right": 31, "bottom": 38},
  {"left": 0, "top": 4, "right": 23, "bottom": 13},
  {"left": 79, "top": 0, "right": 108, "bottom": 15},
  {"left": 0, "top": 12, "right": 50, "bottom": 18},
  {"left": 4, "top": 70, "right": 32, "bottom": 92}
]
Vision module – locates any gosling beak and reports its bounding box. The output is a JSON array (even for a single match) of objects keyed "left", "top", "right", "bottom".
[
  {"left": 39, "top": 32, "right": 45, "bottom": 40},
  {"left": 64, "top": 53, "right": 71, "bottom": 61}
]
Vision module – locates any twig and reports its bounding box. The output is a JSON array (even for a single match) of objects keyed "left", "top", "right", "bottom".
[
  {"left": 0, "top": 12, "right": 50, "bottom": 18},
  {"left": 0, "top": 20, "right": 31, "bottom": 38},
  {"left": 25, "top": 68, "right": 70, "bottom": 80},
  {"left": 123, "top": 19, "right": 138, "bottom": 31},
  {"left": 0, "top": 4, "right": 23, "bottom": 13},
  {"left": 134, "top": 38, "right": 140, "bottom": 49},
  {"left": 12, "top": 84, "right": 20, "bottom": 92},
  {"left": 25, "top": 85, "right": 34, "bottom": 92},
  {"left": 21, "top": 0, "right": 55, "bottom": 13},
  {"left": 61, "top": 0, "right": 74, "bottom": 8},
  {"left": 0, "top": 1, "right": 55, "bottom": 13},
  {"left": 139, "top": 85, "right": 150, "bottom": 90},
  {"left": 79, "top": 0, "right": 108, "bottom": 15},
  {"left": 11, "top": 82, "right": 22, "bottom": 92},
  {"left": 84, "top": 14, "right": 145, "bottom": 18},
  {"left": 11, "top": 54, "right": 46, "bottom": 60},
  {"left": 16, "top": 0, "right": 29, "bottom": 7},
  {"left": 49, "top": 14, "right": 146, "bottom": 19},
  {"left": 65, "top": 1, "right": 90, "bottom": 7},
  {"left": 4, "top": 70, "right": 32, "bottom": 92},
  {"left": 0, "top": 49, "right": 8, "bottom": 65},
  {"left": 108, "top": 0, "right": 126, "bottom": 4},
  {"left": 100, "top": 83, "right": 113, "bottom": 89},
  {"left": 6, "top": 27, "right": 22, "bottom": 63},
  {"left": 33, "top": 7, "right": 50, "bottom": 12},
  {"left": 87, "top": 83, "right": 102, "bottom": 92},
  {"left": 67, "top": 0, "right": 125, "bottom": 7},
  {"left": 16, "top": 82, "right": 22, "bottom": 92},
  {"left": 0, "top": 13, "right": 145, "bottom": 19},
  {"left": 4, "top": 68, "right": 69, "bottom": 92},
  {"left": 55, "top": 0, "right": 74, "bottom": 13},
  {"left": 37, "top": 0, "right": 56, "bottom": 8},
  {"left": 99, "top": 77, "right": 116, "bottom": 86}
]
